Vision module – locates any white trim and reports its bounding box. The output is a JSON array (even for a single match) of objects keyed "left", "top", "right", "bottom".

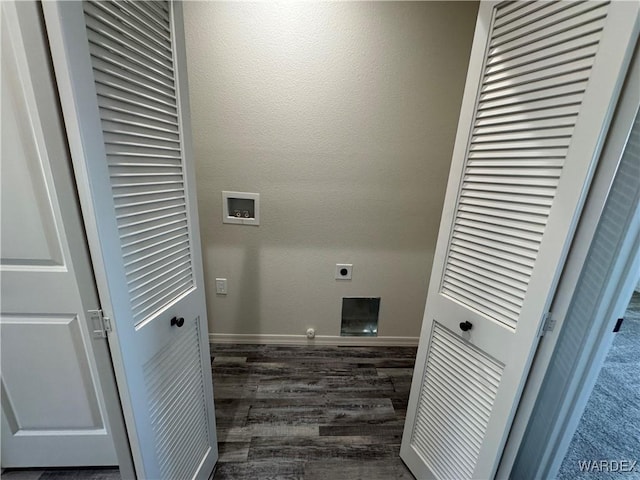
[{"left": 209, "top": 333, "right": 418, "bottom": 347}]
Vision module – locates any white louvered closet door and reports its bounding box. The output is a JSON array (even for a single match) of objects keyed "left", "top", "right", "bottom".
[
  {"left": 400, "top": 2, "right": 639, "bottom": 479},
  {"left": 42, "top": 1, "right": 217, "bottom": 479}
]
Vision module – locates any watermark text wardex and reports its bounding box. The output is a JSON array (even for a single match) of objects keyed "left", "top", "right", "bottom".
[{"left": 578, "top": 460, "right": 638, "bottom": 473}]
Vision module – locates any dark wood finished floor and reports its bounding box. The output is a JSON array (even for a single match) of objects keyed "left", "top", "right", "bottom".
[
  {"left": 2, "top": 344, "right": 417, "bottom": 480},
  {"left": 211, "top": 344, "right": 417, "bottom": 480}
]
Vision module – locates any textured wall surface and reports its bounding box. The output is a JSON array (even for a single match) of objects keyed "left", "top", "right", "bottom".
[{"left": 183, "top": 2, "right": 478, "bottom": 339}]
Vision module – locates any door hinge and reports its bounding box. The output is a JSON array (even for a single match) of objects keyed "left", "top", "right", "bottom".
[
  {"left": 613, "top": 317, "right": 624, "bottom": 333},
  {"left": 89, "top": 309, "right": 112, "bottom": 338},
  {"left": 538, "top": 312, "right": 556, "bottom": 337}
]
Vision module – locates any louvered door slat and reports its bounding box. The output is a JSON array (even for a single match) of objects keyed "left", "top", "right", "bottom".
[
  {"left": 130, "top": 270, "right": 193, "bottom": 312},
  {"left": 490, "top": 2, "right": 608, "bottom": 49},
  {"left": 453, "top": 230, "right": 540, "bottom": 257},
  {"left": 493, "top": 2, "right": 573, "bottom": 38},
  {"left": 470, "top": 137, "right": 571, "bottom": 149},
  {"left": 422, "top": 400, "right": 481, "bottom": 453},
  {"left": 460, "top": 196, "right": 550, "bottom": 215},
  {"left": 478, "top": 83, "right": 588, "bottom": 112},
  {"left": 472, "top": 127, "right": 573, "bottom": 143},
  {"left": 105, "top": 134, "right": 181, "bottom": 151},
  {"left": 89, "top": 43, "right": 175, "bottom": 92},
  {"left": 102, "top": 122, "right": 180, "bottom": 143},
  {"left": 448, "top": 249, "right": 530, "bottom": 280},
  {"left": 466, "top": 160, "right": 565, "bottom": 169},
  {"left": 98, "top": 96, "right": 178, "bottom": 126},
  {"left": 91, "top": 57, "right": 175, "bottom": 101},
  {"left": 119, "top": 2, "right": 170, "bottom": 36},
  {"left": 116, "top": 199, "right": 186, "bottom": 220},
  {"left": 143, "top": 320, "right": 210, "bottom": 480},
  {"left": 461, "top": 182, "right": 556, "bottom": 198},
  {"left": 446, "top": 263, "right": 526, "bottom": 298},
  {"left": 84, "top": 6, "right": 173, "bottom": 63},
  {"left": 487, "top": 34, "right": 601, "bottom": 75},
  {"left": 489, "top": 16, "right": 609, "bottom": 63},
  {"left": 494, "top": 1, "right": 529, "bottom": 20},
  {"left": 491, "top": 22, "right": 607, "bottom": 70},
  {"left": 129, "top": 260, "right": 191, "bottom": 295},
  {"left": 100, "top": 106, "right": 179, "bottom": 132},
  {"left": 474, "top": 107, "right": 579, "bottom": 127},
  {"left": 441, "top": 1, "right": 608, "bottom": 331},
  {"left": 431, "top": 359, "right": 501, "bottom": 408},
  {"left": 90, "top": 2, "right": 172, "bottom": 52},
  {"left": 91, "top": 51, "right": 175, "bottom": 97},
  {"left": 457, "top": 211, "right": 546, "bottom": 235},
  {"left": 411, "top": 323, "right": 505, "bottom": 479},
  {"left": 424, "top": 371, "right": 490, "bottom": 436},
  {"left": 116, "top": 193, "right": 185, "bottom": 211},
  {"left": 94, "top": 82, "right": 177, "bottom": 119},
  {"left": 443, "top": 275, "right": 521, "bottom": 315},
  {"left": 84, "top": 16, "right": 173, "bottom": 72},
  {"left": 456, "top": 216, "right": 544, "bottom": 241},
  {"left": 493, "top": 1, "right": 561, "bottom": 29},
  {"left": 107, "top": 146, "right": 182, "bottom": 160},
  {"left": 458, "top": 217, "right": 542, "bottom": 245},
  {"left": 127, "top": 252, "right": 191, "bottom": 288},
  {"left": 129, "top": 251, "right": 189, "bottom": 284},
  {"left": 473, "top": 121, "right": 575, "bottom": 137},
  {"left": 461, "top": 188, "right": 553, "bottom": 206},
  {"left": 84, "top": 0, "right": 193, "bottom": 328},
  {"left": 450, "top": 238, "right": 534, "bottom": 269},
  {"left": 482, "top": 57, "right": 595, "bottom": 94},
  {"left": 87, "top": 37, "right": 174, "bottom": 84}
]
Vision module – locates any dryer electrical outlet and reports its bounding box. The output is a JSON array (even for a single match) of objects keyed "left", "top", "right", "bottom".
[{"left": 335, "top": 264, "right": 353, "bottom": 280}]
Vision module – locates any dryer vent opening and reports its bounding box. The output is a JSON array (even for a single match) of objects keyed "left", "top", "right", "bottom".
[{"left": 341, "top": 297, "right": 380, "bottom": 337}]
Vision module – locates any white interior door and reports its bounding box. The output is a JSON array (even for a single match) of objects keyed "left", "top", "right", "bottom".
[
  {"left": 42, "top": 1, "right": 218, "bottom": 478},
  {"left": 400, "top": 2, "right": 639, "bottom": 479},
  {"left": 0, "top": 1, "right": 118, "bottom": 467}
]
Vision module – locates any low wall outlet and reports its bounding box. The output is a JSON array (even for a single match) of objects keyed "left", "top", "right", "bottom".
[
  {"left": 335, "top": 264, "right": 353, "bottom": 280},
  {"left": 215, "top": 278, "right": 227, "bottom": 295}
]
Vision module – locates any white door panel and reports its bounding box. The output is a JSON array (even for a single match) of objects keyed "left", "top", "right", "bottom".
[
  {"left": 43, "top": 1, "right": 218, "bottom": 478},
  {"left": 401, "top": 1, "right": 639, "bottom": 479},
  {"left": 0, "top": 1, "right": 117, "bottom": 467}
]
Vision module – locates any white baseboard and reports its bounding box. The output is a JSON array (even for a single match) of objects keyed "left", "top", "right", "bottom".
[{"left": 209, "top": 333, "right": 419, "bottom": 346}]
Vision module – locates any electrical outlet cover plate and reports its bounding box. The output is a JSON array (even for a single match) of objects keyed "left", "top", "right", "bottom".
[
  {"left": 335, "top": 264, "right": 353, "bottom": 280},
  {"left": 215, "top": 278, "right": 227, "bottom": 295}
]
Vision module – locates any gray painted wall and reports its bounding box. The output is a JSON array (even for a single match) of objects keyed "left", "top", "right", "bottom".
[{"left": 183, "top": 2, "right": 478, "bottom": 340}]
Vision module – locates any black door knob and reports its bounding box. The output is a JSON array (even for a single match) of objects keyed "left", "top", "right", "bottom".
[
  {"left": 171, "top": 316, "right": 184, "bottom": 327},
  {"left": 459, "top": 321, "right": 472, "bottom": 332}
]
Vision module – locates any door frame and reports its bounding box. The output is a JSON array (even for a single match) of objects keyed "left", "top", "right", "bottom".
[
  {"left": 497, "top": 37, "right": 640, "bottom": 479},
  {"left": 42, "top": 1, "right": 215, "bottom": 477},
  {"left": 3, "top": 1, "right": 134, "bottom": 476}
]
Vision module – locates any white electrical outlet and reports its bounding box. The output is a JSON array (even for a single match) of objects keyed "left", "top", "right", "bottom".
[
  {"left": 215, "top": 278, "right": 227, "bottom": 295},
  {"left": 335, "top": 264, "right": 353, "bottom": 280}
]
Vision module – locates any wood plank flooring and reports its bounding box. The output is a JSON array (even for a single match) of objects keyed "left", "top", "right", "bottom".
[
  {"left": 210, "top": 344, "right": 417, "bottom": 480},
  {"left": 1, "top": 344, "right": 417, "bottom": 480}
]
